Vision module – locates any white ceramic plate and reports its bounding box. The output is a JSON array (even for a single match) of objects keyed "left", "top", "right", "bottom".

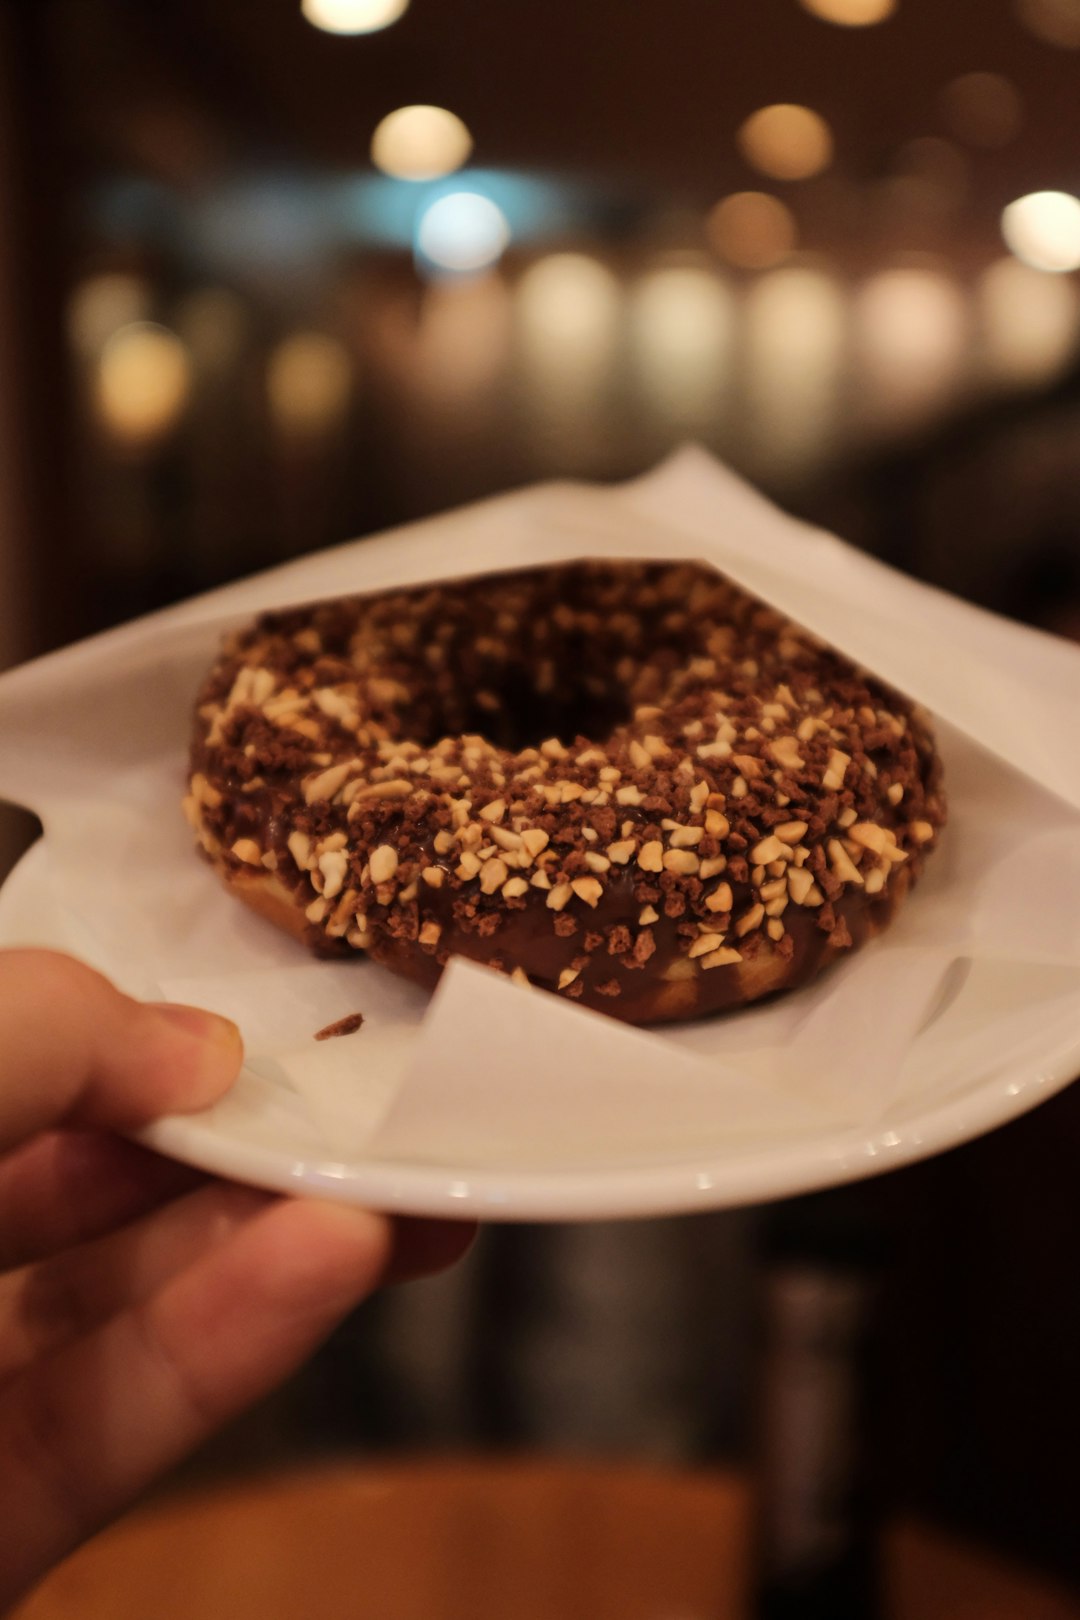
[{"left": 2, "top": 841, "right": 1078, "bottom": 1221}]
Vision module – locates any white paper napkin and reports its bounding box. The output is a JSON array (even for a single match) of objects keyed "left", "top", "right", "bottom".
[{"left": 0, "top": 448, "right": 1077, "bottom": 1175}]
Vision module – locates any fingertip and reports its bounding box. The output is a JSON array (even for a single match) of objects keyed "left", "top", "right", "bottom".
[
  {"left": 148, "top": 1004, "right": 243, "bottom": 1051},
  {"left": 137, "top": 1003, "right": 245, "bottom": 1116},
  {"left": 383, "top": 1217, "right": 479, "bottom": 1285}
]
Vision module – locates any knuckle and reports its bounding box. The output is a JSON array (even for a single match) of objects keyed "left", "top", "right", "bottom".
[
  {"left": 129, "top": 1297, "right": 222, "bottom": 1436},
  {"left": 7, "top": 949, "right": 114, "bottom": 1012}
]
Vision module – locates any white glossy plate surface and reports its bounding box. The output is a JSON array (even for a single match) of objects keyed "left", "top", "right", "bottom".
[{"left": 2, "top": 841, "right": 1077, "bottom": 1221}]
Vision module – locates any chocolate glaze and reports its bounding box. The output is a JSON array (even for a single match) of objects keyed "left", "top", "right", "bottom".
[{"left": 186, "top": 561, "right": 945, "bottom": 1025}]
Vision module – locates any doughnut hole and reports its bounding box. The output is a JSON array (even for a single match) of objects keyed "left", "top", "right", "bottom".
[{"left": 421, "top": 661, "right": 634, "bottom": 752}]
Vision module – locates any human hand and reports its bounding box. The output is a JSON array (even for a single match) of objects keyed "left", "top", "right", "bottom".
[{"left": 0, "top": 949, "right": 473, "bottom": 1610}]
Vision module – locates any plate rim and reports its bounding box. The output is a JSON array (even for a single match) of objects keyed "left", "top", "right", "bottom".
[
  {"left": 4, "top": 839, "right": 1078, "bottom": 1221},
  {"left": 133, "top": 1030, "right": 1079, "bottom": 1221}
]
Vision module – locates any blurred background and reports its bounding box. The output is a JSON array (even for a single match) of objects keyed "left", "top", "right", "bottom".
[{"left": 1, "top": 0, "right": 1079, "bottom": 1615}]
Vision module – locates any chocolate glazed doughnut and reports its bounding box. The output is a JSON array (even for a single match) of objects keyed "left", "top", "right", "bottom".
[{"left": 184, "top": 563, "right": 945, "bottom": 1025}]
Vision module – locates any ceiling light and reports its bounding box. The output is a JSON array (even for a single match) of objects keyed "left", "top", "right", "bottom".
[
  {"left": 414, "top": 274, "right": 512, "bottom": 405},
  {"left": 416, "top": 192, "right": 510, "bottom": 273},
  {"left": 1015, "top": 0, "right": 1080, "bottom": 48},
  {"left": 267, "top": 332, "right": 352, "bottom": 435},
  {"left": 629, "top": 268, "right": 735, "bottom": 423},
  {"left": 798, "top": 0, "right": 896, "bottom": 24},
  {"left": 517, "top": 254, "right": 620, "bottom": 354},
  {"left": 1001, "top": 190, "right": 1080, "bottom": 272},
  {"left": 371, "top": 105, "right": 473, "bottom": 181},
  {"left": 939, "top": 72, "right": 1023, "bottom": 148},
  {"left": 979, "top": 257, "right": 1080, "bottom": 385},
  {"left": 301, "top": 0, "right": 409, "bottom": 36},
  {"left": 95, "top": 323, "right": 192, "bottom": 444},
  {"left": 855, "top": 269, "right": 967, "bottom": 420},
  {"left": 744, "top": 269, "right": 845, "bottom": 469},
  {"left": 737, "top": 104, "right": 833, "bottom": 182},
  {"left": 515, "top": 253, "right": 622, "bottom": 411},
  {"left": 706, "top": 191, "right": 797, "bottom": 270}
]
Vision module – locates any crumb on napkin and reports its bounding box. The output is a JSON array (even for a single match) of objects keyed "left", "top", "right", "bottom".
[{"left": 314, "top": 1012, "right": 365, "bottom": 1041}]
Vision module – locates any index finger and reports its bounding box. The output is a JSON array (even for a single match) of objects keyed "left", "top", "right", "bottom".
[{"left": 0, "top": 950, "right": 243, "bottom": 1156}]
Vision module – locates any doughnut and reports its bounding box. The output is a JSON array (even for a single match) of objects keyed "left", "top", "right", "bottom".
[{"left": 184, "top": 562, "right": 945, "bottom": 1025}]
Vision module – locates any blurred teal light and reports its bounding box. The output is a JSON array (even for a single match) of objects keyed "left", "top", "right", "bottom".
[{"left": 339, "top": 170, "right": 578, "bottom": 248}]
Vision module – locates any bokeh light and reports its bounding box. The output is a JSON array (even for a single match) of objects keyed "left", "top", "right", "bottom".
[
  {"left": 95, "top": 322, "right": 192, "bottom": 445},
  {"left": 516, "top": 253, "right": 622, "bottom": 440},
  {"left": 979, "top": 257, "right": 1080, "bottom": 387},
  {"left": 370, "top": 105, "right": 473, "bottom": 181},
  {"left": 630, "top": 266, "right": 735, "bottom": 424},
  {"left": 706, "top": 191, "right": 797, "bottom": 270},
  {"left": 798, "top": 0, "right": 896, "bottom": 23},
  {"left": 939, "top": 72, "right": 1023, "bottom": 149},
  {"left": 737, "top": 104, "right": 833, "bottom": 182},
  {"left": 855, "top": 269, "right": 968, "bottom": 422},
  {"left": 68, "top": 273, "right": 151, "bottom": 358},
  {"left": 1001, "top": 190, "right": 1080, "bottom": 272},
  {"left": 301, "top": 0, "right": 409, "bottom": 35},
  {"left": 1015, "top": 0, "right": 1080, "bottom": 47},
  {"left": 266, "top": 332, "right": 353, "bottom": 436},
  {"left": 416, "top": 192, "right": 510, "bottom": 273},
  {"left": 414, "top": 273, "right": 512, "bottom": 406},
  {"left": 517, "top": 253, "right": 620, "bottom": 361},
  {"left": 745, "top": 269, "right": 845, "bottom": 469}
]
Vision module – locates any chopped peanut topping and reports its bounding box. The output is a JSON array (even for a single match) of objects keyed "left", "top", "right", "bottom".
[
  {"left": 735, "top": 902, "right": 765, "bottom": 937},
  {"left": 571, "top": 876, "right": 604, "bottom": 907}
]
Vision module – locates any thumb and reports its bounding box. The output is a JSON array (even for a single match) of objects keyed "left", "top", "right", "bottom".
[{"left": 0, "top": 950, "right": 242, "bottom": 1154}]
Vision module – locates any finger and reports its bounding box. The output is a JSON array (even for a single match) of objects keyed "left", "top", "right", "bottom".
[
  {"left": 382, "top": 1217, "right": 478, "bottom": 1285},
  {"left": 0, "top": 1197, "right": 478, "bottom": 1381},
  {"left": 0, "top": 1130, "right": 205, "bottom": 1272},
  {"left": 0, "top": 949, "right": 243, "bottom": 1153},
  {"left": 0, "top": 1200, "right": 389, "bottom": 1607},
  {"left": 0, "top": 1192, "right": 477, "bottom": 1385},
  {"left": 0, "top": 1182, "right": 272, "bottom": 1383}
]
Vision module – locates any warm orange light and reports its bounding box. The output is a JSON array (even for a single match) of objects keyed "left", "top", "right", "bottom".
[
  {"left": 95, "top": 322, "right": 192, "bottom": 444},
  {"left": 629, "top": 267, "right": 735, "bottom": 424},
  {"left": 706, "top": 191, "right": 798, "bottom": 270},
  {"left": 855, "top": 269, "right": 967, "bottom": 421},
  {"left": 1015, "top": 0, "right": 1080, "bottom": 48},
  {"left": 370, "top": 105, "right": 473, "bottom": 181},
  {"left": 744, "top": 269, "right": 845, "bottom": 468},
  {"left": 737, "top": 105, "right": 833, "bottom": 182},
  {"left": 517, "top": 254, "right": 620, "bottom": 356},
  {"left": 979, "top": 257, "right": 1080, "bottom": 385},
  {"left": 414, "top": 274, "right": 512, "bottom": 405},
  {"left": 266, "top": 332, "right": 353, "bottom": 435},
  {"left": 799, "top": 0, "right": 896, "bottom": 24}
]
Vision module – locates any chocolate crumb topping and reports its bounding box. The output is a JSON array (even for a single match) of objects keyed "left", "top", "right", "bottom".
[{"left": 186, "top": 561, "right": 945, "bottom": 1025}]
